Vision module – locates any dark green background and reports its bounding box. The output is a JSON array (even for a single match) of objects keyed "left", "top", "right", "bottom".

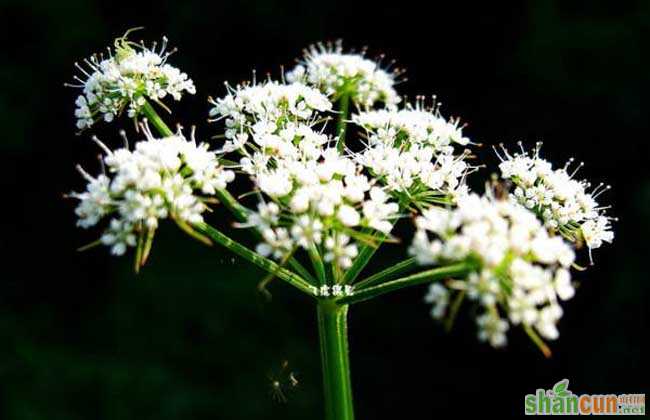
[{"left": 0, "top": 0, "right": 647, "bottom": 418}]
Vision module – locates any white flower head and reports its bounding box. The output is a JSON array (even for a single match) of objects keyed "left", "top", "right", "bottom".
[
  {"left": 208, "top": 79, "right": 332, "bottom": 153},
  {"left": 352, "top": 99, "right": 476, "bottom": 204},
  {"left": 476, "top": 312, "right": 509, "bottom": 348},
  {"left": 70, "top": 123, "right": 233, "bottom": 259},
  {"left": 67, "top": 29, "right": 195, "bottom": 130},
  {"left": 210, "top": 77, "right": 400, "bottom": 271},
  {"left": 496, "top": 141, "right": 615, "bottom": 262},
  {"left": 286, "top": 40, "right": 402, "bottom": 109},
  {"left": 411, "top": 191, "right": 578, "bottom": 348}
]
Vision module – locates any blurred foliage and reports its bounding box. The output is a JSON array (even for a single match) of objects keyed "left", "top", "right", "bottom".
[{"left": 0, "top": 0, "right": 647, "bottom": 418}]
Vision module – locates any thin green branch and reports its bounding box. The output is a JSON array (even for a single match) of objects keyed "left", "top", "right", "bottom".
[
  {"left": 141, "top": 101, "right": 174, "bottom": 136},
  {"left": 288, "top": 257, "right": 318, "bottom": 284},
  {"left": 341, "top": 231, "right": 389, "bottom": 284},
  {"left": 353, "top": 257, "right": 418, "bottom": 289},
  {"left": 444, "top": 290, "right": 466, "bottom": 332},
  {"left": 258, "top": 247, "right": 297, "bottom": 300},
  {"left": 335, "top": 92, "right": 351, "bottom": 152},
  {"left": 523, "top": 324, "right": 552, "bottom": 358},
  {"left": 337, "top": 262, "right": 472, "bottom": 305},
  {"left": 214, "top": 188, "right": 250, "bottom": 223},
  {"left": 309, "top": 245, "right": 327, "bottom": 285},
  {"left": 194, "top": 222, "right": 316, "bottom": 296}
]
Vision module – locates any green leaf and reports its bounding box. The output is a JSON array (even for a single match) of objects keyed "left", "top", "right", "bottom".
[{"left": 552, "top": 379, "right": 570, "bottom": 397}]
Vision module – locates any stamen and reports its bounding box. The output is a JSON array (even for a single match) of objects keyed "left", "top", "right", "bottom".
[
  {"left": 75, "top": 164, "right": 94, "bottom": 181},
  {"left": 91, "top": 135, "right": 112, "bottom": 155},
  {"left": 498, "top": 143, "right": 512, "bottom": 159},
  {"left": 74, "top": 62, "right": 92, "bottom": 78},
  {"left": 97, "top": 154, "right": 106, "bottom": 174},
  {"left": 563, "top": 157, "right": 575, "bottom": 171},
  {"left": 592, "top": 185, "right": 611, "bottom": 199},
  {"left": 570, "top": 161, "right": 584, "bottom": 178},
  {"left": 492, "top": 144, "right": 505, "bottom": 161},
  {"left": 119, "top": 130, "right": 129, "bottom": 149}
]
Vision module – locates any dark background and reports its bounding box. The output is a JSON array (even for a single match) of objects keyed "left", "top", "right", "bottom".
[{"left": 0, "top": 1, "right": 648, "bottom": 418}]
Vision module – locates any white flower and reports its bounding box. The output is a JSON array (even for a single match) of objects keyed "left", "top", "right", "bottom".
[
  {"left": 352, "top": 102, "right": 474, "bottom": 204},
  {"left": 324, "top": 234, "right": 359, "bottom": 269},
  {"left": 72, "top": 171, "right": 112, "bottom": 228},
  {"left": 476, "top": 312, "right": 509, "bottom": 348},
  {"left": 286, "top": 40, "right": 401, "bottom": 109},
  {"left": 496, "top": 142, "right": 615, "bottom": 261},
  {"left": 411, "top": 191, "right": 578, "bottom": 347},
  {"left": 362, "top": 187, "right": 399, "bottom": 233},
  {"left": 67, "top": 32, "right": 195, "bottom": 129},
  {"left": 290, "top": 215, "right": 323, "bottom": 248},
  {"left": 534, "top": 304, "right": 563, "bottom": 340},
  {"left": 424, "top": 283, "right": 449, "bottom": 319},
  {"left": 209, "top": 80, "right": 332, "bottom": 152},
  {"left": 581, "top": 216, "right": 614, "bottom": 250},
  {"left": 70, "top": 125, "right": 233, "bottom": 256},
  {"left": 554, "top": 268, "right": 574, "bottom": 300},
  {"left": 100, "top": 219, "right": 137, "bottom": 256},
  {"left": 256, "top": 227, "right": 294, "bottom": 259},
  {"left": 338, "top": 205, "right": 361, "bottom": 227}
]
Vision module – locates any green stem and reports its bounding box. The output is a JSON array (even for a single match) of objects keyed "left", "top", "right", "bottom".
[
  {"left": 318, "top": 300, "right": 355, "bottom": 420},
  {"left": 214, "top": 189, "right": 250, "bottom": 223},
  {"left": 141, "top": 101, "right": 174, "bottom": 136},
  {"left": 194, "top": 222, "right": 315, "bottom": 296},
  {"left": 338, "top": 262, "right": 472, "bottom": 305},
  {"left": 353, "top": 257, "right": 418, "bottom": 289},
  {"left": 523, "top": 324, "right": 552, "bottom": 358},
  {"left": 336, "top": 93, "right": 351, "bottom": 152},
  {"left": 444, "top": 290, "right": 466, "bottom": 332}
]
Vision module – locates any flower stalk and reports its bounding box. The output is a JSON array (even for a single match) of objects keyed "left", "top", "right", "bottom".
[
  {"left": 353, "top": 256, "right": 418, "bottom": 289},
  {"left": 194, "top": 222, "right": 316, "bottom": 296},
  {"left": 141, "top": 101, "right": 174, "bottom": 136},
  {"left": 337, "top": 262, "right": 473, "bottom": 305},
  {"left": 336, "top": 91, "right": 351, "bottom": 152}
]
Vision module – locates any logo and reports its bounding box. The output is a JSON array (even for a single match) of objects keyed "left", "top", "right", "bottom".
[{"left": 524, "top": 379, "right": 645, "bottom": 415}]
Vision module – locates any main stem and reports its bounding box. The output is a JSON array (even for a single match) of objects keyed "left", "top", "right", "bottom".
[{"left": 317, "top": 300, "right": 355, "bottom": 420}]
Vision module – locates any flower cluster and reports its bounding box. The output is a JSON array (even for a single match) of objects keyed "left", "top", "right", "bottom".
[
  {"left": 411, "top": 192, "right": 576, "bottom": 348},
  {"left": 208, "top": 80, "right": 332, "bottom": 152},
  {"left": 209, "top": 80, "right": 400, "bottom": 272},
  {"left": 70, "top": 126, "right": 234, "bottom": 255},
  {"left": 69, "top": 32, "right": 195, "bottom": 130},
  {"left": 496, "top": 142, "right": 614, "bottom": 260},
  {"left": 66, "top": 33, "right": 618, "bottom": 358},
  {"left": 286, "top": 41, "right": 401, "bottom": 109},
  {"left": 352, "top": 102, "right": 474, "bottom": 205}
]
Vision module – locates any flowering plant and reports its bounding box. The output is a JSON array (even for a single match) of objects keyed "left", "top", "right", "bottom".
[{"left": 67, "top": 30, "right": 615, "bottom": 419}]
